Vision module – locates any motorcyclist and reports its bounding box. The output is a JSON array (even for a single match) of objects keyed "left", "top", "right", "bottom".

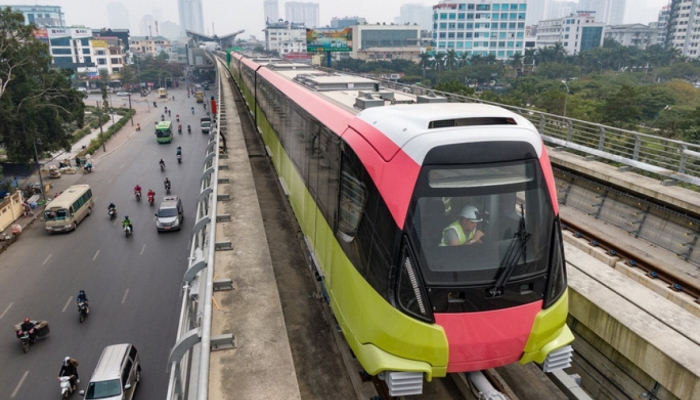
[
  {"left": 108, "top": 202, "right": 116, "bottom": 214},
  {"left": 84, "top": 160, "right": 92, "bottom": 173},
  {"left": 159, "top": 159, "right": 165, "bottom": 170},
  {"left": 153, "top": 101, "right": 157, "bottom": 107},
  {"left": 20, "top": 318, "right": 36, "bottom": 343},
  {"left": 58, "top": 356, "right": 79, "bottom": 392},
  {"left": 178, "top": 124, "right": 182, "bottom": 134},
  {"left": 168, "top": 110, "right": 171, "bottom": 117},
  {"left": 187, "top": 124, "right": 191, "bottom": 133},
  {"left": 176, "top": 114, "right": 180, "bottom": 122},
  {"left": 203, "top": 103, "right": 207, "bottom": 110},
  {"left": 191, "top": 106, "right": 194, "bottom": 114},
  {"left": 123, "top": 215, "right": 133, "bottom": 232},
  {"left": 134, "top": 184, "right": 142, "bottom": 195},
  {"left": 76, "top": 290, "right": 89, "bottom": 313},
  {"left": 176, "top": 146, "right": 182, "bottom": 156},
  {"left": 147, "top": 189, "right": 156, "bottom": 201},
  {"left": 161, "top": 114, "right": 165, "bottom": 121},
  {"left": 164, "top": 178, "right": 171, "bottom": 191}
]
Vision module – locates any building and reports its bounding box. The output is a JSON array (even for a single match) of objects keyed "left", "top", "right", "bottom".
[
  {"left": 140, "top": 15, "right": 157, "bottom": 37},
  {"left": 544, "top": 1, "right": 577, "bottom": 20},
  {"left": 432, "top": 0, "right": 527, "bottom": 60},
  {"left": 107, "top": 3, "right": 130, "bottom": 30},
  {"left": 351, "top": 24, "right": 421, "bottom": 62},
  {"left": 264, "top": 21, "right": 307, "bottom": 56},
  {"left": 91, "top": 37, "right": 126, "bottom": 74},
  {"left": 536, "top": 11, "right": 604, "bottom": 55},
  {"left": 285, "top": 2, "right": 319, "bottom": 29},
  {"left": 331, "top": 16, "right": 366, "bottom": 29},
  {"left": 7, "top": 4, "right": 64, "bottom": 27},
  {"left": 159, "top": 21, "right": 182, "bottom": 41},
  {"left": 654, "top": 5, "right": 671, "bottom": 46},
  {"left": 526, "top": 0, "right": 547, "bottom": 27},
  {"left": 130, "top": 35, "right": 172, "bottom": 58},
  {"left": 178, "top": 0, "right": 204, "bottom": 35},
  {"left": 578, "top": 0, "right": 626, "bottom": 25},
  {"left": 664, "top": 0, "right": 700, "bottom": 57},
  {"left": 264, "top": 0, "right": 279, "bottom": 24},
  {"left": 398, "top": 4, "right": 433, "bottom": 32},
  {"left": 46, "top": 27, "right": 94, "bottom": 70},
  {"left": 93, "top": 28, "right": 131, "bottom": 51},
  {"left": 605, "top": 24, "right": 657, "bottom": 49}
]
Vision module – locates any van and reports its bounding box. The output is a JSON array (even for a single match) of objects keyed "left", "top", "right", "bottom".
[
  {"left": 200, "top": 116, "right": 212, "bottom": 134},
  {"left": 83, "top": 344, "right": 141, "bottom": 400},
  {"left": 155, "top": 195, "right": 184, "bottom": 231}
]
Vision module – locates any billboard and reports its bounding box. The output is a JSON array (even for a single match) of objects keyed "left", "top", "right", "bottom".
[{"left": 306, "top": 28, "right": 352, "bottom": 53}]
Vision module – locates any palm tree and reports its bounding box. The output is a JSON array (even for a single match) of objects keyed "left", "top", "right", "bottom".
[
  {"left": 459, "top": 52, "right": 469, "bottom": 68},
  {"left": 523, "top": 48, "right": 536, "bottom": 71},
  {"left": 445, "top": 49, "right": 458, "bottom": 70},
  {"left": 485, "top": 54, "right": 497, "bottom": 64},
  {"left": 433, "top": 52, "right": 445, "bottom": 73},
  {"left": 551, "top": 42, "right": 566, "bottom": 63},
  {"left": 509, "top": 52, "right": 523, "bottom": 76},
  {"left": 471, "top": 54, "right": 484, "bottom": 65}
]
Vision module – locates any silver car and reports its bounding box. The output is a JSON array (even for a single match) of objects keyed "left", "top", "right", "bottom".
[
  {"left": 155, "top": 196, "right": 184, "bottom": 232},
  {"left": 83, "top": 344, "right": 140, "bottom": 400}
]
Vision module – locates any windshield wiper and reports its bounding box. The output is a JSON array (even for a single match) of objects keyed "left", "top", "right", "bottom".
[{"left": 488, "top": 204, "right": 531, "bottom": 297}]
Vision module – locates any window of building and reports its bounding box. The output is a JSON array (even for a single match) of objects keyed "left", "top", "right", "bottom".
[
  {"left": 477, "top": 4, "right": 490, "bottom": 11},
  {"left": 52, "top": 48, "right": 72, "bottom": 55},
  {"left": 458, "top": 23, "right": 465, "bottom": 29},
  {"left": 449, "top": 13, "right": 456, "bottom": 20},
  {"left": 440, "top": 13, "right": 447, "bottom": 19},
  {"left": 439, "top": 32, "right": 446, "bottom": 38},
  {"left": 467, "top": 13, "right": 474, "bottom": 20},
  {"left": 448, "top": 32, "right": 455, "bottom": 38},
  {"left": 467, "top": 23, "right": 473, "bottom": 29},
  {"left": 449, "top": 23, "right": 456, "bottom": 29}
]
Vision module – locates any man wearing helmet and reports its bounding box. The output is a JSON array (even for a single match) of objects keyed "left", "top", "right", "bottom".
[
  {"left": 20, "top": 318, "right": 36, "bottom": 342},
  {"left": 123, "top": 215, "right": 133, "bottom": 232},
  {"left": 440, "top": 205, "right": 485, "bottom": 246},
  {"left": 76, "top": 290, "right": 89, "bottom": 313},
  {"left": 58, "top": 356, "right": 80, "bottom": 392}
]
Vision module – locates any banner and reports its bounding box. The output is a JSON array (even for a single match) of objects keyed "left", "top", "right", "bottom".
[{"left": 306, "top": 28, "right": 352, "bottom": 53}]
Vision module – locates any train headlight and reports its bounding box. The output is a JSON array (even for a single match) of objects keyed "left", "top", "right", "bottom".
[
  {"left": 397, "top": 239, "right": 433, "bottom": 323},
  {"left": 544, "top": 220, "right": 567, "bottom": 308}
]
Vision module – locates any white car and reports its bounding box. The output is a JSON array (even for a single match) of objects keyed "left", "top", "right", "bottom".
[
  {"left": 116, "top": 91, "right": 130, "bottom": 97},
  {"left": 77, "top": 87, "right": 87, "bottom": 92}
]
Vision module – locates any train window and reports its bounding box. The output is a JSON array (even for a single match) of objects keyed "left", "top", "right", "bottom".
[
  {"left": 337, "top": 169, "right": 366, "bottom": 242},
  {"left": 308, "top": 126, "right": 340, "bottom": 226},
  {"left": 407, "top": 160, "right": 555, "bottom": 286}
]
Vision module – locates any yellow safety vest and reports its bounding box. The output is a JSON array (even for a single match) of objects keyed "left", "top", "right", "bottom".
[{"left": 440, "top": 220, "right": 475, "bottom": 246}]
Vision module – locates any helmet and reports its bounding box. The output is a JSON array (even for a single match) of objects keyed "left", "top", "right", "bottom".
[
  {"left": 125, "top": 215, "right": 129, "bottom": 219},
  {"left": 24, "top": 318, "right": 30, "bottom": 323},
  {"left": 64, "top": 356, "right": 70, "bottom": 363},
  {"left": 460, "top": 206, "right": 482, "bottom": 222},
  {"left": 79, "top": 290, "right": 85, "bottom": 295}
]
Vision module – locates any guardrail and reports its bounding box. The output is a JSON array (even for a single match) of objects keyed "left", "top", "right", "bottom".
[
  {"left": 165, "top": 71, "right": 222, "bottom": 400},
  {"left": 371, "top": 79, "right": 700, "bottom": 187}
]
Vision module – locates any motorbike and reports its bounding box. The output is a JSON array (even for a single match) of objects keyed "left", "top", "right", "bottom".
[
  {"left": 108, "top": 207, "right": 117, "bottom": 220},
  {"left": 59, "top": 375, "right": 76, "bottom": 398},
  {"left": 160, "top": 114, "right": 165, "bottom": 121},
  {"left": 77, "top": 301, "right": 89, "bottom": 323},
  {"left": 134, "top": 191, "right": 142, "bottom": 201},
  {"left": 83, "top": 164, "right": 92, "bottom": 174},
  {"left": 177, "top": 154, "right": 182, "bottom": 164},
  {"left": 15, "top": 320, "right": 49, "bottom": 353},
  {"left": 124, "top": 224, "right": 132, "bottom": 237},
  {"left": 191, "top": 107, "right": 194, "bottom": 114},
  {"left": 153, "top": 101, "right": 157, "bottom": 107},
  {"left": 178, "top": 127, "right": 182, "bottom": 134},
  {"left": 165, "top": 183, "right": 171, "bottom": 194},
  {"left": 176, "top": 116, "right": 180, "bottom": 122},
  {"left": 160, "top": 163, "right": 165, "bottom": 172},
  {"left": 148, "top": 194, "right": 155, "bottom": 206},
  {"left": 187, "top": 126, "right": 191, "bottom": 134}
]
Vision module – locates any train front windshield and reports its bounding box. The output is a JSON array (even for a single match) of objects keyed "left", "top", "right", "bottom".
[{"left": 407, "top": 160, "right": 555, "bottom": 286}]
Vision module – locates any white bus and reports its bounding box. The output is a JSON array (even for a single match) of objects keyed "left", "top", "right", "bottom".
[{"left": 44, "top": 184, "right": 94, "bottom": 233}]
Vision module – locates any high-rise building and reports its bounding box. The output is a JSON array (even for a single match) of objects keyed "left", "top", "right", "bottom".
[
  {"left": 285, "top": 2, "right": 319, "bottom": 28},
  {"left": 577, "top": 0, "right": 625, "bottom": 25},
  {"left": 107, "top": 3, "right": 130, "bottom": 30},
  {"left": 605, "top": 24, "right": 657, "bottom": 49},
  {"left": 160, "top": 21, "right": 182, "bottom": 41},
  {"left": 398, "top": 4, "right": 433, "bottom": 32},
  {"left": 544, "top": 1, "right": 577, "bottom": 20},
  {"left": 432, "top": 0, "right": 527, "bottom": 60},
  {"left": 666, "top": 0, "right": 700, "bottom": 58},
  {"left": 8, "top": 5, "right": 64, "bottom": 27},
  {"left": 526, "top": 0, "right": 547, "bottom": 26},
  {"left": 655, "top": 5, "right": 670, "bottom": 47},
  {"left": 140, "top": 14, "right": 156, "bottom": 37},
  {"left": 178, "top": 0, "right": 204, "bottom": 35},
  {"left": 264, "top": 0, "right": 280, "bottom": 24},
  {"left": 331, "top": 16, "right": 366, "bottom": 29}
]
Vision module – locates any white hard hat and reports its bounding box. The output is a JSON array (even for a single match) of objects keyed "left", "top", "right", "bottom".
[{"left": 460, "top": 206, "right": 482, "bottom": 222}]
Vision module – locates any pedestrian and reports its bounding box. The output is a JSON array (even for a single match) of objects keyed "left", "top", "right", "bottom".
[{"left": 75, "top": 156, "right": 81, "bottom": 167}]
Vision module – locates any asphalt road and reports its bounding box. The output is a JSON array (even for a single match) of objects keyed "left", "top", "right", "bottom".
[{"left": 0, "top": 86, "right": 213, "bottom": 399}]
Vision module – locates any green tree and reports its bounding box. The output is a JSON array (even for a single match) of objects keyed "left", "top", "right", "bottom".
[
  {"left": 600, "top": 85, "right": 641, "bottom": 127},
  {"left": 117, "top": 65, "right": 138, "bottom": 86},
  {"left": 0, "top": 8, "right": 85, "bottom": 163},
  {"left": 434, "top": 80, "right": 474, "bottom": 96}
]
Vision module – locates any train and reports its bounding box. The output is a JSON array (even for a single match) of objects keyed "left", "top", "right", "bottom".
[{"left": 226, "top": 53, "right": 574, "bottom": 396}]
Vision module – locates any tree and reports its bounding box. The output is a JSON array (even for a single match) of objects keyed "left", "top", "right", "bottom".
[
  {"left": 445, "top": 49, "right": 457, "bottom": 70},
  {"left": 117, "top": 66, "right": 138, "bottom": 86},
  {"left": 0, "top": 8, "right": 85, "bottom": 164},
  {"left": 418, "top": 52, "right": 431, "bottom": 81}
]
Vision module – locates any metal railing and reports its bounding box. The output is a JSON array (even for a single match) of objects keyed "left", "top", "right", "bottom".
[
  {"left": 374, "top": 79, "right": 700, "bottom": 187},
  {"left": 165, "top": 71, "right": 222, "bottom": 400}
]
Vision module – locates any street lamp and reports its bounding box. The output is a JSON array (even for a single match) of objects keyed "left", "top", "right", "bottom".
[{"left": 561, "top": 80, "right": 570, "bottom": 118}]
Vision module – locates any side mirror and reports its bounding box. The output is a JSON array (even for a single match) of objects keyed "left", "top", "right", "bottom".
[
  {"left": 124, "top": 383, "right": 131, "bottom": 390},
  {"left": 154, "top": 213, "right": 158, "bottom": 217}
]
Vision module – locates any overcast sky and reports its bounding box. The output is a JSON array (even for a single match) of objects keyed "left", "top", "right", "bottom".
[{"left": 10, "top": 0, "right": 672, "bottom": 40}]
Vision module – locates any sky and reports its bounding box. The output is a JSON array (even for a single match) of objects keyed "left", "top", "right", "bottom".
[{"left": 8, "top": 0, "right": 673, "bottom": 40}]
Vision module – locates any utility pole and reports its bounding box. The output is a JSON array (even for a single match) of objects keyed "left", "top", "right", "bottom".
[
  {"left": 96, "top": 100, "right": 106, "bottom": 152},
  {"left": 33, "top": 138, "right": 46, "bottom": 202},
  {"left": 128, "top": 93, "right": 134, "bottom": 126}
]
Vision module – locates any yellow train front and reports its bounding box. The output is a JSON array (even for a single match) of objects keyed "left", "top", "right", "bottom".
[{"left": 229, "top": 54, "right": 574, "bottom": 396}]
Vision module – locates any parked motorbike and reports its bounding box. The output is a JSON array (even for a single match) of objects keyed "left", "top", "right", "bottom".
[
  {"left": 77, "top": 301, "right": 89, "bottom": 323},
  {"left": 108, "top": 207, "right": 117, "bottom": 220},
  {"left": 59, "top": 375, "right": 76, "bottom": 398},
  {"left": 134, "top": 191, "right": 142, "bottom": 201},
  {"left": 15, "top": 320, "right": 49, "bottom": 353},
  {"left": 124, "top": 224, "right": 132, "bottom": 237}
]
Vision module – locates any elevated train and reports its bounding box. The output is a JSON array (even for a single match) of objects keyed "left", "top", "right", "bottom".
[{"left": 227, "top": 53, "right": 574, "bottom": 395}]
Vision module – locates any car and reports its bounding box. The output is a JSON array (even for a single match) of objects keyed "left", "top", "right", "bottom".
[
  {"left": 116, "top": 91, "right": 130, "bottom": 97},
  {"left": 76, "top": 87, "right": 87, "bottom": 92},
  {"left": 83, "top": 344, "right": 140, "bottom": 400},
  {"left": 201, "top": 121, "right": 211, "bottom": 134},
  {"left": 155, "top": 195, "right": 183, "bottom": 231}
]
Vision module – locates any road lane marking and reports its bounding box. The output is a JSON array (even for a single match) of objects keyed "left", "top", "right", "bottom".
[
  {"left": 93, "top": 250, "right": 100, "bottom": 261},
  {"left": 122, "top": 288, "right": 129, "bottom": 304},
  {"left": 0, "top": 302, "right": 13, "bottom": 319},
  {"left": 11, "top": 370, "right": 29, "bottom": 398},
  {"left": 62, "top": 296, "right": 73, "bottom": 313},
  {"left": 140, "top": 245, "right": 146, "bottom": 255},
  {"left": 42, "top": 254, "right": 52, "bottom": 265}
]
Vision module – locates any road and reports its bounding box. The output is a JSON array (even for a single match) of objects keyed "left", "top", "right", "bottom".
[{"left": 0, "top": 85, "right": 212, "bottom": 399}]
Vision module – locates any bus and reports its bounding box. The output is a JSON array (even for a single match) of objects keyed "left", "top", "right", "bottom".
[
  {"left": 158, "top": 87, "right": 167, "bottom": 98},
  {"left": 44, "top": 184, "right": 94, "bottom": 233},
  {"left": 195, "top": 90, "right": 204, "bottom": 103},
  {"left": 156, "top": 121, "right": 173, "bottom": 143}
]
